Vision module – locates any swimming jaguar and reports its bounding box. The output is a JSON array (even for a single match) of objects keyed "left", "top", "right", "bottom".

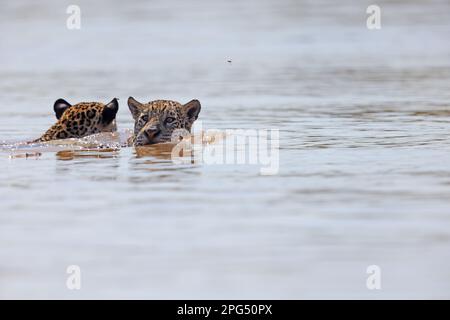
[
  {"left": 34, "top": 98, "right": 119, "bottom": 142},
  {"left": 127, "top": 97, "right": 201, "bottom": 146}
]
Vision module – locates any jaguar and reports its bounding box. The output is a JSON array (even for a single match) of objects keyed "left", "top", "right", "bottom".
[
  {"left": 127, "top": 96, "right": 201, "bottom": 146},
  {"left": 34, "top": 98, "right": 119, "bottom": 142}
]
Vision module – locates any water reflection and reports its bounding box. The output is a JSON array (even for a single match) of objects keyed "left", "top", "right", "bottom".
[
  {"left": 134, "top": 143, "right": 177, "bottom": 160},
  {"left": 56, "top": 149, "right": 119, "bottom": 161},
  {"left": 7, "top": 152, "right": 42, "bottom": 159}
]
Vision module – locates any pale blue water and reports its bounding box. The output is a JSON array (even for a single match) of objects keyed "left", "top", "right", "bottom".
[{"left": 1, "top": 0, "right": 450, "bottom": 299}]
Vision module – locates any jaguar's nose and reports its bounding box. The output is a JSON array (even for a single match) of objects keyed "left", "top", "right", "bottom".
[{"left": 144, "top": 126, "right": 161, "bottom": 141}]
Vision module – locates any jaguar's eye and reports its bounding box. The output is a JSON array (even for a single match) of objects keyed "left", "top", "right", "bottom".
[
  {"left": 141, "top": 114, "right": 149, "bottom": 122},
  {"left": 165, "top": 117, "right": 175, "bottom": 124}
]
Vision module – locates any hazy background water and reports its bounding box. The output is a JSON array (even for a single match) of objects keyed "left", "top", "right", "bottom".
[{"left": 1, "top": 0, "right": 450, "bottom": 299}]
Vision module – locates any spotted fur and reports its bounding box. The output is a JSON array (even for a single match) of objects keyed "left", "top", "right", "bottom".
[
  {"left": 34, "top": 98, "right": 119, "bottom": 142},
  {"left": 128, "top": 97, "right": 201, "bottom": 146}
]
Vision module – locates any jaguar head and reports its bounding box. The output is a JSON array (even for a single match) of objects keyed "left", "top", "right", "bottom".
[
  {"left": 36, "top": 98, "right": 119, "bottom": 142},
  {"left": 128, "top": 97, "right": 201, "bottom": 146}
]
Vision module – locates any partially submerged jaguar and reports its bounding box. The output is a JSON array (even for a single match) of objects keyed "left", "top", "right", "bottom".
[
  {"left": 34, "top": 98, "right": 119, "bottom": 143},
  {"left": 127, "top": 97, "right": 201, "bottom": 146}
]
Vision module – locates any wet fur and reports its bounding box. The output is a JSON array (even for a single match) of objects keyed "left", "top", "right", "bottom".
[{"left": 34, "top": 99, "right": 119, "bottom": 142}]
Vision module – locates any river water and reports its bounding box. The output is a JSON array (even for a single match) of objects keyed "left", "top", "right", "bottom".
[{"left": 1, "top": 0, "right": 450, "bottom": 299}]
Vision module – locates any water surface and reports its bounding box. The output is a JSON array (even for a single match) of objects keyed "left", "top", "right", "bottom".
[{"left": 1, "top": 0, "right": 450, "bottom": 299}]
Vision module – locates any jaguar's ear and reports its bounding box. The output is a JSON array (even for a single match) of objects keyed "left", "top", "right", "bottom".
[
  {"left": 54, "top": 98, "right": 72, "bottom": 119},
  {"left": 102, "top": 98, "right": 119, "bottom": 124},
  {"left": 127, "top": 96, "right": 145, "bottom": 120},
  {"left": 183, "top": 99, "right": 201, "bottom": 122}
]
